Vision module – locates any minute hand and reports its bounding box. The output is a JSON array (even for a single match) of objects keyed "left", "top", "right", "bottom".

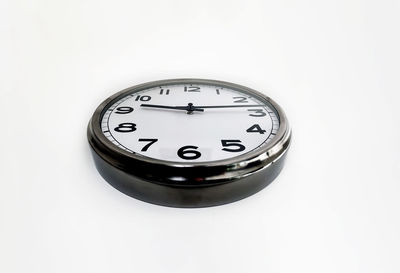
[{"left": 194, "top": 104, "right": 265, "bottom": 109}]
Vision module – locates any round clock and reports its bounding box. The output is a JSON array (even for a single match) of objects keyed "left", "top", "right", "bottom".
[{"left": 87, "top": 79, "right": 291, "bottom": 207}]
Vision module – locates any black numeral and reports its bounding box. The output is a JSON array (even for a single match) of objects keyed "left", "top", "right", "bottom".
[
  {"left": 184, "top": 86, "right": 200, "bottom": 92},
  {"left": 177, "top": 145, "right": 201, "bottom": 160},
  {"left": 135, "top": 95, "right": 151, "bottom": 101},
  {"left": 233, "top": 96, "right": 248, "bottom": 103},
  {"left": 216, "top": 89, "right": 220, "bottom": 95},
  {"left": 138, "top": 138, "right": 158, "bottom": 151},
  {"left": 247, "top": 109, "right": 266, "bottom": 117},
  {"left": 159, "top": 89, "right": 170, "bottom": 95},
  {"left": 221, "top": 140, "right": 245, "bottom": 152},
  {"left": 115, "top": 107, "right": 134, "bottom": 114},
  {"left": 114, "top": 123, "right": 136, "bottom": 133},
  {"left": 246, "top": 124, "right": 266, "bottom": 134}
]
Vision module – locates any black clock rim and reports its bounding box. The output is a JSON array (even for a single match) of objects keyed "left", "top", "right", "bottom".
[{"left": 87, "top": 78, "right": 291, "bottom": 187}]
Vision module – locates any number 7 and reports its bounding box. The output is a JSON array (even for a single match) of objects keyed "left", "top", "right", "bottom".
[{"left": 138, "top": 139, "right": 158, "bottom": 151}]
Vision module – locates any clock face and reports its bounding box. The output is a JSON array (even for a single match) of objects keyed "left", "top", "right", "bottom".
[{"left": 100, "top": 82, "right": 280, "bottom": 163}]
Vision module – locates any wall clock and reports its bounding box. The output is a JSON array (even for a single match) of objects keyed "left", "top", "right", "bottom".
[{"left": 87, "top": 79, "right": 291, "bottom": 207}]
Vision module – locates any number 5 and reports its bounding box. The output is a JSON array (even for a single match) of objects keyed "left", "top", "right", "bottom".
[{"left": 221, "top": 140, "right": 245, "bottom": 152}]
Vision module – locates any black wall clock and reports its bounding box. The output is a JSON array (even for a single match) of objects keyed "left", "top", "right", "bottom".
[{"left": 87, "top": 79, "right": 291, "bottom": 207}]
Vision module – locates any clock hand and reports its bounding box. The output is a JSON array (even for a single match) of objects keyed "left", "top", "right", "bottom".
[
  {"left": 193, "top": 104, "right": 265, "bottom": 109},
  {"left": 141, "top": 103, "right": 267, "bottom": 114},
  {"left": 140, "top": 103, "right": 204, "bottom": 112}
]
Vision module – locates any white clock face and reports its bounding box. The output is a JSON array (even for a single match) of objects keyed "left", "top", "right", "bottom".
[{"left": 101, "top": 83, "right": 280, "bottom": 163}]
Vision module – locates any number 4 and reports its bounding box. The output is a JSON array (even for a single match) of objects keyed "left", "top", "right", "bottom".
[{"left": 246, "top": 124, "right": 266, "bottom": 134}]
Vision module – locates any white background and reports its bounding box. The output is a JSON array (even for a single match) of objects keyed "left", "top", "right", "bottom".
[{"left": 1, "top": 1, "right": 399, "bottom": 272}]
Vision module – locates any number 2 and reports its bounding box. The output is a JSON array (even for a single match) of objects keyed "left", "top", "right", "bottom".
[
  {"left": 233, "top": 96, "right": 248, "bottom": 103},
  {"left": 184, "top": 86, "right": 200, "bottom": 92}
]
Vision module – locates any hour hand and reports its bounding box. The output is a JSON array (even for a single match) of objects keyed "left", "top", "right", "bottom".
[{"left": 140, "top": 103, "right": 204, "bottom": 112}]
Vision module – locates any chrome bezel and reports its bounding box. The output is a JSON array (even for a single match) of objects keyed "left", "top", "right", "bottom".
[{"left": 88, "top": 79, "right": 291, "bottom": 186}]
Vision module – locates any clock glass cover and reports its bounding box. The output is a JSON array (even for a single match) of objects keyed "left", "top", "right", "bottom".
[{"left": 100, "top": 82, "right": 280, "bottom": 163}]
